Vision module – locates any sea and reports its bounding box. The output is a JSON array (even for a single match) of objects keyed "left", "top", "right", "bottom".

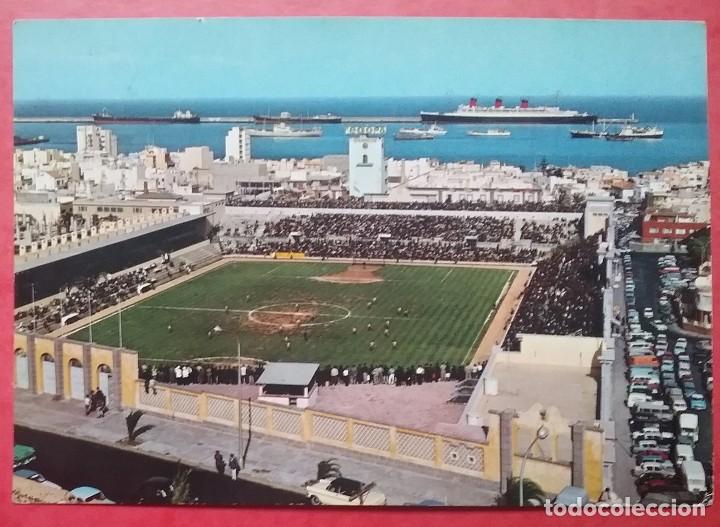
[{"left": 13, "top": 96, "right": 708, "bottom": 174}]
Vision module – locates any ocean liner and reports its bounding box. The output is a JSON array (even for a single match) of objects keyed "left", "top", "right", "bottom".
[{"left": 421, "top": 98, "right": 596, "bottom": 124}]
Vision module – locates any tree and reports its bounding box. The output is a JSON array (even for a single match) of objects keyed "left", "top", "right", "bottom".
[
  {"left": 170, "top": 465, "right": 193, "bottom": 504},
  {"left": 125, "top": 410, "right": 155, "bottom": 444},
  {"left": 207, "top": 224, "right": 221, "bottom": 241},
  {"left": 495, "top": 477, "right": 546, "bottom": 507},
  {"left": 686, "top": 230, "right": 710, "bottom": 267}
]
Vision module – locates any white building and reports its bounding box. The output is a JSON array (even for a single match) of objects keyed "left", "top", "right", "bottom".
[
  {"left": 225, "top": 127, "right": 252, "bottom": 163},
  {"left": 348, "top": 134, "right": 386, "bottom": 197},
  {"left": 178, "top": 146, "right": 214, "bottom": 172},
  {"left": 584, "top": 196, "right": 614, "bottom": 237},
  {"left": 76, "top": 125, "right": 118, "bottom": 157},
  {"left": 140, "top": 145, "right": 170, "bottom": 170}
]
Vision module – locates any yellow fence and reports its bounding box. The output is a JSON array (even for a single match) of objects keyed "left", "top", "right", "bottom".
[
  {"left": 272, "top": 251, "right": 305, "bottom": 260},
  {"left": 136, "top": 382, "right": 489, "bottom": 479}
]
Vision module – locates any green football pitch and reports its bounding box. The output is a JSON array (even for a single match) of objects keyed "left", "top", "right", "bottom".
[{"left": 69, "top": 261, "right": 513, "bottom": 366}]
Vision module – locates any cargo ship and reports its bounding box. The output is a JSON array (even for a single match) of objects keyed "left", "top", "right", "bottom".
[
  {"left": 14, "top": 135, "right": 50, "bottom": 146},
  {"left": 421, "top": 98, "right": 596, "bottom": 124},
  {"left": 92, "top": 109, "right": 200, "bottom": 124},
  {"left": 253, "top": 111, "right": 341, "bottom": 124},
  {"left": 570, "top": 122, "right": 608, "bottom": 139}
]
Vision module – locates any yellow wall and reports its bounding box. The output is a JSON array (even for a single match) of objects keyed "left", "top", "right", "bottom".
[
  {"left": 61, "top": 341, "right": 84, "bottom": 399},
  {"left": 33, "top": 337, "right": 55, "bottom": 394},
  {"left": 512, "top": 456, "right": 571, "bottom": 495},
  {"left": 483, "top": 412, "right": 501, "bottom": 481},
  {"left": 14, "top": 334, "right": 29, "bottom": 387},
  {"left": 501, "top": 334, "right": 603, "bottom": 369},
  {"left": 583, "top": 428, "right": 604, "bottom": 500},
  {"left": 121, "top": 350, "right": 139, "bottom": 407},
  {"left": 89, "top": 346, "right": 114, "bottom": 390}
]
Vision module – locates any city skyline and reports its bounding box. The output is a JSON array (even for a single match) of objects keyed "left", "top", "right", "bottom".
[{"left": 13, "top": 18, "right": 708, "bottom": 100}]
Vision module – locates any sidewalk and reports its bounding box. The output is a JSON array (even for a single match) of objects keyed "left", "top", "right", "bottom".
[{"left": 14, "top": 390, "right": 499, "bottom": 506}]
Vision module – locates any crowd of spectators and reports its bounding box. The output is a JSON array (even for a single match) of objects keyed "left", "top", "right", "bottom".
[
  {"left": 520, "top": 218, "right": 581, "bottom": 244},
  {"left": 226, "top": 196, "right": 585, "bottom": 213},
  {"left": 502, "top": 233, "right": 604, "bottom": 349},
  {"left": 220, "top": 238, "right": 539, "bottom": 264},
  {"left": 16, "top": 266, "right": 161, "bottom": 333},
  {"left": 139, "top": 360, "right": 485, "bottom": 389},
  {"left": 263, "top": 214, "right": 514, "bottom": 242},
  {"left": 139, "top": 362, "right": 263, "bottom": 387}
]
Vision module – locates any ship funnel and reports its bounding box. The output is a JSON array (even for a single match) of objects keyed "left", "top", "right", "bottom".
[
  {"left": 520, "top": 99, "right": 529, "bottom": 109},
  {"left": 469, "top": 97, "right": 478, "bottom": 108},
  {"left": 494, "top": 98, "right": 503, "bottom": 108}
]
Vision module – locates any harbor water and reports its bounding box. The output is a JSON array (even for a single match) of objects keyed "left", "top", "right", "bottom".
[{"left": 13, "top": 96, "right": 708, "bottom": 173}]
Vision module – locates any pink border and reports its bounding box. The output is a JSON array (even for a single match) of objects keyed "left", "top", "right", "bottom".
[{"left": 2, "top": 2, "right": 718, "bottom": 526}]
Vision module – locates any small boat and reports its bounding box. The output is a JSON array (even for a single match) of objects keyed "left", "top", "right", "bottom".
[
  {"left": 606, "top": 125, "right": 664, "bottom": 140},
  {"left": 248, "top": 122, "right": 323, "bottom": 138},
  {"left": 467, "top": 129, "right": 511, "bottom": 137},
  {"left": 394, "top": 123, "right": 447, "bottom": 140}
]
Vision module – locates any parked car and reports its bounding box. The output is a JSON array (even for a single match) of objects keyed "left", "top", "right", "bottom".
[
  {"left": 305, "top": 477, "right": 386, "bottom": 506},
  {"left": 633, "top": 461, "right": 675, "bottom": 477},
  {"left": 643, "top": 308, "right": 654, "bottom": 319},
  {"left": 689, "top": 393, "right": 707, "bottom": 411},
  {"left": 13, "top": 445, "right": 36, "bottom": 470},
  {"left": 67, "top": 486, "right": 115, "bottom": 504},
  {"left": 13, "top": 469, "right": 63, "bottom": 490}
]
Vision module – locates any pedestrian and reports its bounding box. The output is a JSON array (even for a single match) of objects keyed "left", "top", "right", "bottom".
[
  {"left": 240, "top": 364, "right": 247, "bottom": 385},
  {"left": 286, "top": 341, "right": 291, "bottom": 350},
  {"left": 392, "top": 340, "right": 397, "bottom": 349},
  {"left": 214, "top": 450, "right": 226, "bottom": 475},
  {"left": 367, "top": 301, "right": 372, "bottom": 309},
  {"left": 84, "top": 392, "right": 92, "bottom": 416},
  {"left": 367, "top": 323, "right": 372, "bottom": 331},
  {"left": 225, "top": 306, "right": 230, "bottom": 314},
  {"left": 385, "top": 320, "right": 390, "bottom": 328},
  {"left": 144, "top": 376, "right": 151, "bottom": 394},
  {"left": 352, "top": 327, "right": 357, "bottom": 334},
  {"left": 168, "top": 324, "right": 173, "bottom": 333},
  {"left": 384, "top": 328, "right": 389, "bottom": 336},
  {"left": 369, "top": 340, "right": 375, "bottom": 350},
  {"left": 372, "top": 297, "right": 377, "bottom": 303},
  {"left": 149, "top": 377, "right": 157, "bottom": 395},
  {"left": 228, "top": 453, "right": 240, "bottom": 480}
]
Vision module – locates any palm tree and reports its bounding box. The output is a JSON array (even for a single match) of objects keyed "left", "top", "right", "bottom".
[
  {"left": 125, "top": 410, "right": 155, "bottom": 444},
  {"left": 495, "top": 477, "right": 546, "bottom": 507},
  {"left": 316, "top": 458, "right": 342, "bottom": 480},
  {"left": 170, "top": 465, "right": 193, "bottom": 504}
]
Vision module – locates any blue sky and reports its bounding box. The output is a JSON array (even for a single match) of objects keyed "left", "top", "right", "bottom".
[{"left": 13, "top": 17, "right": 707, "bottom": 100}]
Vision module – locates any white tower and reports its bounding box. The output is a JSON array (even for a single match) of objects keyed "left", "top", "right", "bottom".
[
  {"left": 225, "top": 127, "right": 252, "bottom": 163},
  {"left": 76, "top": 125, "right": 118, "bottom": 157},
  {"left": 347, "top": 126, "right": 386, "bottom": 197}
]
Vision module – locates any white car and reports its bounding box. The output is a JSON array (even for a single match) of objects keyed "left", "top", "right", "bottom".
[
  {"left": 66, "top": 486, "right": 115, "bottom": 504},
  {"left": 671, "top": 397, "right": 688, "bottom": 413},
  {"left": 305, "top": 477, "right": 386, "bottom": 506},
  {"left": 643, "top": 308, "right": 654, "bottom": 319}
]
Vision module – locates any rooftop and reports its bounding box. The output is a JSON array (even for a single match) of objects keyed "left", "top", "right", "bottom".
[{"left": 256, "top": 362, "right": 320, "bottom": 386}]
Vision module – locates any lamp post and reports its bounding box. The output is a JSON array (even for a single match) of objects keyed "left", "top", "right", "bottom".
[
  {"left": 519, "top": 425, "right": 549, "bottom": 507},
  {"left": 221, "top": 313, "right": 245, "bottom": 470}
]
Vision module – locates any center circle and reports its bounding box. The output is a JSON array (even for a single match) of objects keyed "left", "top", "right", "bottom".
[{"left": 247, "top": 302, "right": 351, "bottom": 329}]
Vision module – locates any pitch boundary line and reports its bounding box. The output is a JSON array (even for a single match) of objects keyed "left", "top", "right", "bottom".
[
  {"left": 440, "top": 268, "right": 454, "bottom": 283},
  {"left": 136, "top": 304, "right": 417, "bottom": 321}
]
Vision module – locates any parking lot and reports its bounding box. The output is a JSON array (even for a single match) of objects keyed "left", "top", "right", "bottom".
[{"left": 614, "top": 250, "right": 712, "bottom": 503}]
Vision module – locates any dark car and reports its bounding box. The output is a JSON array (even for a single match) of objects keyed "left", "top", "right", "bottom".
[
  {"left": 637, "top": 480, "right": 686, "bottom": 498},
  {"left": 133, "top": 477, "right": 175, "bottom": 504}
]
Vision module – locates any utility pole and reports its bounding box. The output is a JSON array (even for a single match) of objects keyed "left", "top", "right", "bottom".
[
  {"left": 236, "top": 332, "right": 244, "bottom": 468},
  {"left": 88, "top": 296, "right": 93, "bottom": 343},
  {"left": 118, "top": 306, "right": 123, "bottom": 348},
  {"left": 31, "top": 283, "right": 37, "bottom": 330}
]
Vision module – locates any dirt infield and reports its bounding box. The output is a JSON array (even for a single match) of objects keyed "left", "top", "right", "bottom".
[
  {"left": 313, "top": 264, "right": 384, "bottom": 284},
  {"left": 245, "top": 304, "right": 318, "bottom": 335}
]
